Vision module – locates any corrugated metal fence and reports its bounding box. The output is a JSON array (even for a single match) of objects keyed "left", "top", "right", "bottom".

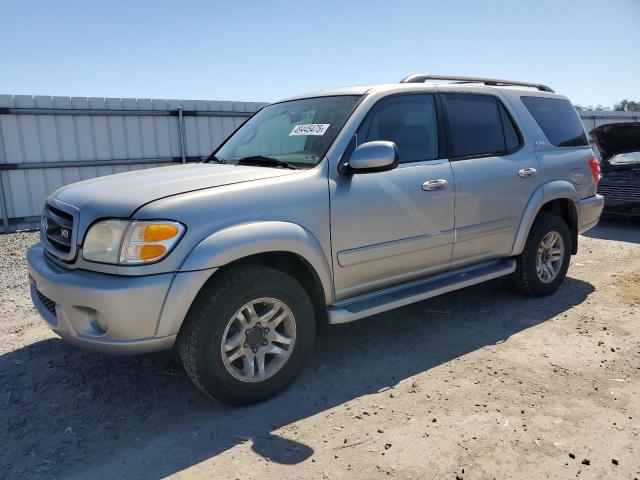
[
  {"left": 0, "top": 95, "right": 638, "bottom": 233},
  {"left": 0, "top": 95, "right": 266, "bottom": 232},
  {"left": 579, "top": 110, "right": 640, "bottom": 132}
]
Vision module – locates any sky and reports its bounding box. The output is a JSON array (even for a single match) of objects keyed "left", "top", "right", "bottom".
[{"left": 1, "top": 0, "right": 638, "bottom": 107}]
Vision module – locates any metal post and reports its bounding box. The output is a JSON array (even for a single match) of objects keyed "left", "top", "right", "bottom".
[
  {"left": 177, "top": 107, "right": 186, "bottom": 164},
  {"left": 0, "top": 171, "right": 10, "bottom": 233}
]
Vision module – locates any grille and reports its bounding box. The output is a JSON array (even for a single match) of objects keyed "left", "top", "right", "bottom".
[
  {"left": 36, "top": 289, "right": 57, "bottom": 317},
  {"left": 598, "top": 184, "right": 640, "bottom": 203},
  {"left": 42, "top": 204, "right": 74, "bottom": 254}
]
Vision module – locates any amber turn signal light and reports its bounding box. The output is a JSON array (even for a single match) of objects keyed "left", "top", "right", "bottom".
[
  {"left": 144, "top": 224, "right": 180, "bottom": 242},
  {"left": 138, "top": 244, "right": 167, "bottom": 260}
]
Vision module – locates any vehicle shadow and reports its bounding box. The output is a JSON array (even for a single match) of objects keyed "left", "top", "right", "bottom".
[
  {"left": 582, "top": 217, "right": 640, "bottom": 244},
  {"left": 0, "top": 276, "right": 594, "bottom": 479}
]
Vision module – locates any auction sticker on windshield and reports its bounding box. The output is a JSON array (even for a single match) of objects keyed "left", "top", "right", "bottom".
[{"left": 289, "top": 124, "right": 330, "bottom": 136}]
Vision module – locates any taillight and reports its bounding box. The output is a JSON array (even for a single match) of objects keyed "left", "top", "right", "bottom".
[{"left": 588, "top": 156, "right": 601, "bottom": 184}]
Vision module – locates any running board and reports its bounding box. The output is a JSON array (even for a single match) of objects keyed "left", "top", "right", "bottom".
[{"left": 328, "top": 259, "right": 516, "bottom": 325}]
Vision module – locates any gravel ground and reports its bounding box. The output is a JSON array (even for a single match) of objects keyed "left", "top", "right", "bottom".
[{"left": 1, "top": 220, "right": 639, "bottom": 480}]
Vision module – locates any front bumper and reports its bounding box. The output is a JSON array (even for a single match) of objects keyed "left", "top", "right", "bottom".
[
  {"left": 27, "top": 244, "right": 178, "bottom": 354},
  {"left": 577, "top": 194, "right": 604, "bottom": 233}
]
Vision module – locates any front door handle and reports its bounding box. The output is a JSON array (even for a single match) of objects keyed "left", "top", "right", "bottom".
[
  {"left": 518, "top": 167, "right": 538, "bottom": 178},
  {"left": 422, "top": 179, "right": 448, "bottom": 191}
]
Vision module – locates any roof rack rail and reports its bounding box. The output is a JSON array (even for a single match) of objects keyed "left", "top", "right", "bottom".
[{"left": 399, "top": 74, "right": 555, "bottom": 93}]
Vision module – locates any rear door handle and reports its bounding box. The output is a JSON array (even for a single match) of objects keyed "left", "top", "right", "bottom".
[
  {"left": 518, "top": 167, "right": 538, "bottom": 178},
  {"left": 422, "top": 179, "right": 448, "bottom": 191}
]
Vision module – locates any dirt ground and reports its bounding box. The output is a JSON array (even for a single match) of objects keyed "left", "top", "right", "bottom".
[{"left": 1, "top": 219, "right": 639, "bottom": 480}]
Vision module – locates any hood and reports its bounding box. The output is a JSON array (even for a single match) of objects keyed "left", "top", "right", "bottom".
[
  {"left": 590, "top": 122, "right": 640, "bottom": 162},
  {"left": 52, "top": 163, "right": 299, "bottom": 225}
]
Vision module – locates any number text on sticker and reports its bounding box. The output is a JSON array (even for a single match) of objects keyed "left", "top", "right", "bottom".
[{"left": 289, "top": 124, "right": 330, "bottom": 136}]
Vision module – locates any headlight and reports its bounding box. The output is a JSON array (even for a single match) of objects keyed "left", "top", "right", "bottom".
[
  {"left": 83, "top": 220, "right": 185, "bottom": 265},
  {"left": 83, "top": 220, "right": 129, "bottom": 264}
]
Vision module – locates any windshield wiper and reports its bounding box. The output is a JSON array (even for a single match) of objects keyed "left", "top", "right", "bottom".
[
  {"left": 205, "top": 153, "right": 226, "bottom": 164},
  {"left": 236, "top": 156, "right": 297, "bottom": 170}
]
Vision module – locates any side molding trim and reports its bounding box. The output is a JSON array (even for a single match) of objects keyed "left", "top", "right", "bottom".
[{"left": 337, "top": 230, "right": 454, "bottom": 267}]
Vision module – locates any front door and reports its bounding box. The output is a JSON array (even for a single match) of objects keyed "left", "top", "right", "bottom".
[{"left": 330, "top": 94, "right": 455, "bottom": 300}]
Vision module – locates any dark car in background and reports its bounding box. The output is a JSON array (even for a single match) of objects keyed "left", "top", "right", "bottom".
[{"left": 592, "top": 123, "right": 640, "bottom": 217}]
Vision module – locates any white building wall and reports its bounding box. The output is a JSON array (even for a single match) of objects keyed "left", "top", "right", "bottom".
[
  {"left": 0, "top": 96, "right": 638, "bottom": 232},
  {"left": 0, "top": 95, "right": 266, "bottom": 232}
]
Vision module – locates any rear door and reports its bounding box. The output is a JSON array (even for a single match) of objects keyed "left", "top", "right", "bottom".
[{"left": 442, "top": 92, "right": 539, "bottom": 268}]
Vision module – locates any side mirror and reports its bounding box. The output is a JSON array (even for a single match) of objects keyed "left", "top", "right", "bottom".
[{"left": 345, "top": 141, "right": 399, "bottom": 174}]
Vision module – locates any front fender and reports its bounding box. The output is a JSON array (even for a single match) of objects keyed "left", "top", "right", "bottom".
[
  {"left": 510, "top": 180, "right": 579, "bottom": 256},
  {"left": 179, "top": 221, "right": 334, "bottom": 304}
]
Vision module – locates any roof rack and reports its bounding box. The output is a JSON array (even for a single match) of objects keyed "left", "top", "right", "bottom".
[{"left": 399, "top": 74, "right": 555, "bottom": 93}]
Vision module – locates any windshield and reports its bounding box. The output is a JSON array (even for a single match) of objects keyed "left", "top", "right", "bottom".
[
  {"left": 609, "top": 151, "right": 640, "bottom": 167},
  {"left": 213, "top": 95, "right": 361, "bottom": 168}
]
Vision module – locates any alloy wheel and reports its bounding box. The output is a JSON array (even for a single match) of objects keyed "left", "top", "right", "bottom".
[
  {"left": 535, "top": 230, "right": 565, "bottom": 284},
  {"left": 220, "top": 297, "right": 297, "bottom": 382}
]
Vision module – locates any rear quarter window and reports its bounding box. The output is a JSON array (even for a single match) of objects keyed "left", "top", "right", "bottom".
[{"left": 521, "top": 96, "right": 588, "bottom": 147}]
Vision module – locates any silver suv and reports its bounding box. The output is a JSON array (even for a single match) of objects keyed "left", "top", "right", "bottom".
[{"left": 27, "top": 75, "right": 604, "bottom": 404}]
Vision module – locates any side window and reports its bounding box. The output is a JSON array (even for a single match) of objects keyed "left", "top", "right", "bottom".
[
  {"left": 357, "top": 95, "right": 438, "bottom": 163},
  {"left": 499, "top": 103, "right": 521, "bottom": 151},
  {"left": 521, "top": 96, "right": 588, "bottom": 147},
  {"left": 444, "top": 93, "right": 510, "bottom": 158}
]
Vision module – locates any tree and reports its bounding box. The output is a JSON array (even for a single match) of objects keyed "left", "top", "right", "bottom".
[
  {"left": 613, "top": 99, "right": 640, "bottom": 112},
  {"left": 573, "top": 104, "right": 610, "bottom": 112}
]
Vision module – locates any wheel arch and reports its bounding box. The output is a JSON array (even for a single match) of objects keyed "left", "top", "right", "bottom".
[
  {"left": 157, "top": 222, "right": 334, "bottom": 338},
  {"left": 204, "top": 251, "right": 331, "bottom": 337},
  {"left": 511, "top": 181, "right": 580, "bottom": 256}
]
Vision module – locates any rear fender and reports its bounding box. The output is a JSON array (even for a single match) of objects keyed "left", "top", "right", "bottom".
[{"left": 510, "top": 181, "right": 579, "bottom": 256}]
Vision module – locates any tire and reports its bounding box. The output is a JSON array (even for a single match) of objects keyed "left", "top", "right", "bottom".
[
  {"left": 511, "top": 213, "right": 572, "bottom": 297},
  {"left": 177, "top": 264, "right": 316, "bottom": 405}
]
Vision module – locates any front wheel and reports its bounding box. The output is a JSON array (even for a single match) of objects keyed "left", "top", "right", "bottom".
[
  {"left": 177, "top": 264, "right": 315, "bottom": 405},
  {"left": 511, "top": 213, "right": 572, "bottom": 297}
]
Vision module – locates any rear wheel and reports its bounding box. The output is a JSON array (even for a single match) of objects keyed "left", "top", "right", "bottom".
[
  {"left": 178, "top": 264, "right": 315, "bottom": 405},
  {"left": 511, "top": 213, "right": 571, "bottom": 297}
]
